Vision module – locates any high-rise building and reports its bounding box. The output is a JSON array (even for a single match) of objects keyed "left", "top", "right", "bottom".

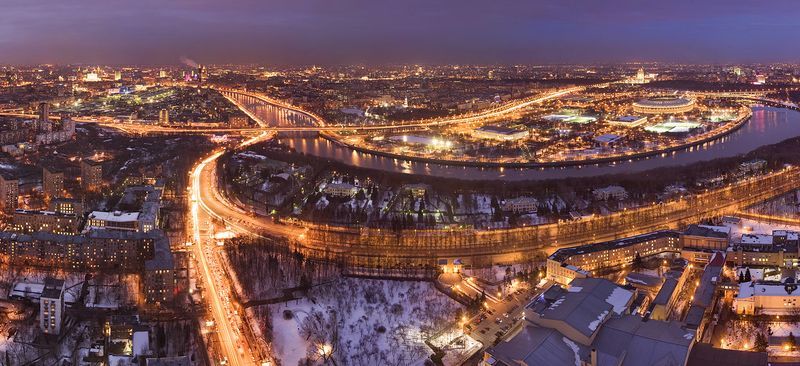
[
  {"left": 42, "top": 165, "right": 65, "bottom": 199},
  {"left": 158, "top": 109, "right": 169, "bottom": 124},
  {"left": 159, "top": 69, "right": 167, "bottom": 78},
  {"left": 637, "top": 67, "right": 645, "bottom": 81},
  {"left": 81, "top": 158, "right": 103, "bottom": 191},
  {"left": 197, "top": 65, "right": 207, "bottom": 83},
  {"left": 144, "top": 236, "right": 176, "bottom": 305},
  {"left": 0, "top": 173, "right": 19, "bottom": 213},
  {"left": 40, "top": 277, "right": 65, "bottom": 335},
  {"left": 38, "top": 102, "right": 50, "bottom": 122},
  {"left": 114, "top": 70, "right": 122, "bottom": 81}
]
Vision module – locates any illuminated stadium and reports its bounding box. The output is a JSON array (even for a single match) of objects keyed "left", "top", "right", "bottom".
[{"left": 633, "top": 96, "right": 695, "bottom": 115}]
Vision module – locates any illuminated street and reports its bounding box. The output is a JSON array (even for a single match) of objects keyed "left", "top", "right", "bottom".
[{"left": 5, "top": 2, "right": 800, "bottom": 365}]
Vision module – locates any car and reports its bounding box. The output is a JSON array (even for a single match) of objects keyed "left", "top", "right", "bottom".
[{"left": 495, "top": 331, "right": 504, "bottom": 338}]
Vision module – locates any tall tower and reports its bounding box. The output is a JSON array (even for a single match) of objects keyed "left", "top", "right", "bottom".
[
  {"left": 114, "top": 70, "right": 122, "bottom": 81},
  {"left": 159, "top": 109, "right": 170, "bottom": 124},
  {"left": 636, "top": 68, "right": 645, "bottom": 83},
  {"left": 38, "top": 102, "right": 50, "bottom": 122}
]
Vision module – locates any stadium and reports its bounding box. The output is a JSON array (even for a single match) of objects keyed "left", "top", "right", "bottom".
[{"left": 633, "top": 96, "right": 696, "bottom": 115}]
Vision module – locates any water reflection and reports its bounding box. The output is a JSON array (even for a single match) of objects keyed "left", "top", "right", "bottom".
[{"left": 265, "top": 106, "right": 797, "bottom": 181}]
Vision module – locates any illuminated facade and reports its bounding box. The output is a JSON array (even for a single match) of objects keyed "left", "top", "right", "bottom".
[
  {"left": 12, "top": 209, "right": 80, "bottom": 234},
  {"left": 0, "top": 173, "right": 18, "bottom": 213},
  {"left": 546, "top": 231, "right": 681, "bottom": 285},
  {"left": 633, "top": 97, "right": 695, "bottom": 115},
  {"left": 42, "top": 165, "right": 65, "bottom": 199},
  {"left": 472, "top": 125, "right": 529, "bottom": 141},
  {"left": 81, "top": 158, "right": 103, "bottom": 191},
  {"left": 39, "top": 277, "right": 65, "bottom": 335}
]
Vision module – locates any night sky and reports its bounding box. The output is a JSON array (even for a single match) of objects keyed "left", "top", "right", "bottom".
[{"left": 2, "top": 0, "right": 800, "bottom": 65}]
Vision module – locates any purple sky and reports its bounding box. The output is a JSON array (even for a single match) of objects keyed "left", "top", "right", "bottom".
[{"left": 2, "top": 0, "right": 800, "bottom": 65}]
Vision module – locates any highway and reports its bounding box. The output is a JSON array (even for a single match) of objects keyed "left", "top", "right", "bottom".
[
  {"left": 0, "top": 82, "right": 589, "bottom": 135},
  {"left": 12, "top": 84, "right": 797, "bottom": 363},
  {"left": 190, "top": 134, "right": 306, "bottom": 366},
  {"left": 218, "top": 84, "right": 590, "bottom": 130}
]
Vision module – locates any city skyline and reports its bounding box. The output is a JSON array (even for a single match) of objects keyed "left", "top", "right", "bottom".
[
  {"left": 5, "top": 3, "right": 800, "bottom": 364},
  {"left": 3, "top": 0, "right": 800, "bottom": 65}
]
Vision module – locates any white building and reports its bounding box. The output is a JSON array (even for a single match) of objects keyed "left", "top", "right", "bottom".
[
  {"left": 734, "top": 281, "right": 800, "bottom": 315},
  {"left": 607, "top": 115, "right": 648, "bottom": 128},
  {"left": 323, "top": 182, "right": 357, "bottom": 198},
  {"left": 592, "top": 185, "right": 629, "bottom": 200},
  {"left": 502, "top": 196, "right": 538, "bottom": 214},
  {"left": 86, "top": 211, "right": 141, "bottom": 231},
  {"left": 40, "top": 278, "right": 65, "bottom": 335}
]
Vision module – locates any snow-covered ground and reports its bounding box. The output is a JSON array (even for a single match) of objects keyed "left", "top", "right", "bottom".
[
  {"left": 728, "top": 218, "right": 800, "bottom": 239},
  {"left": 264, "top": 278, "right": 462, "bottom": 366}
]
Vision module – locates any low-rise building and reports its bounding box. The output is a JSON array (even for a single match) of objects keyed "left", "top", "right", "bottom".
[
  {"left": 502, "top": 196, "right": 538, "bottom": 214},
  {"left": 734, "top": 280, "right": 800, "bottom": 315},
  {"left": 485, "top": 278, "right": 695, "bottom": 366},
  {"left": 728, "top": 230, "right": 800, "bottom": 268},
  {"left": 403, "top": 184, "right": 428, "bottom": 198},
  {"left": 607, "top": 115, "right": 648, "bottom": 128},
  {"left": 592, "top": 185, "right": 628, "bottom": 200},
  {"left": 323, "top": 182, "right": 357, "bottom": 198},
  {"left": 86, "top": 211, "right": 141, "bottom": 231},
  {"left": 547, "top": 230, "right": 681, "bottom": 285},
  {"left": 472, "top": 125, "right": 529, "bottom": 141},
  {"left": 684, "top": 252, "right": 725, "bottom": 339},
  {"left": 739, "top": 159, "right": 767, "bottom": 174},
  {"left": 682, "top": 225, "right": 730, "bottom": 251}
]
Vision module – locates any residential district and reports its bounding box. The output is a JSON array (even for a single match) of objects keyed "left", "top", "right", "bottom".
[{"left": 3, "top": 63, "right": 800, "bottom": 366}]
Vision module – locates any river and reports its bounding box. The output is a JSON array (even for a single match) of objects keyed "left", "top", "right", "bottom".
[{"left": 267, "top": 107, "right": 800, "bottom": 181}]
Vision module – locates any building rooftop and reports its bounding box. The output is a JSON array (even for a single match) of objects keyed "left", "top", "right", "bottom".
[
  {"left": 527, "top": 278, "right": 634, "bottom": 338},
  {"left": 41, "top": 277, "right": 64, "bottom": 299},
  {"left": 475, "top": 125, "right": 526, "bottom": 135},
  {"left": 610, "top": 115, "right": 646, "bottom": 123},
  {"left": 740, "top": 234, "right": 773, "bottom": 245},
  {"left": 88, "top": 210, "right": 140, "bottom": 223},
  {"left": 737, "top": 280, "right": 800, "bottom": 299},
  {"left": 488, "top": 314, "right": 694, "bottom": 366},
  {"left": 684, "top": 224, "right": 730, "bottom": 239},
  {"left": 145, "top": 235, "right": 174, "bottom": 271},
  {"left": 593, "top": 133, "right": 622, "bottom": 144},
  {"left": 651, "top": 278, "right": 678, "bottom": 306},
  {"left": 688, "top": 251, "right": 725, "bottom": 317},
  {"left": 687, "top": 343, "right": 767, "bottom": 366},
  {"left": 634, "top": 96, "right": 694, "bottom": 108},
  {"left": 625, "top": 272, "right": 663, "bottom": 288}
]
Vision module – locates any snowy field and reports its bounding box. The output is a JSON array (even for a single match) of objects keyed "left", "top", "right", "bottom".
[
  {"left": 263, "top": 278, "right": 462, "bottom": 366},
  {"left": 728, "top": 218, "right": 800, "bottom": 239}
]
